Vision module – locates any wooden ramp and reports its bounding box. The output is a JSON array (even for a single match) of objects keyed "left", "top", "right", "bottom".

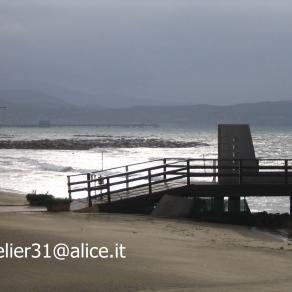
[{"left": 70, "top": 180, "right": 185, "bottom": 211}]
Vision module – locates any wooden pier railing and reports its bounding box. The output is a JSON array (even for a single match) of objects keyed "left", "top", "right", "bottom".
[{"left": 67, "top": 158, "right": 292, "bottom": 208}]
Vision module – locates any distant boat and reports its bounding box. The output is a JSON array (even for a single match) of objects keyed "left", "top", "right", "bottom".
[{"left": 38, "top": 120, "right": 51, "bottom": 127}]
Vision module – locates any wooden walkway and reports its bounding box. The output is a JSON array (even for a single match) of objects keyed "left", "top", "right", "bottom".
[{"left": 68, "top": 158, "right": 292, "bottom": 212}]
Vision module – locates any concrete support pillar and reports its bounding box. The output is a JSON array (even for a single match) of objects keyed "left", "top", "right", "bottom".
[
  {"left": 228, "top": 196, "right": 241, "bottom": 215},
  {"left": 213, "top": 196, "right": 225, "bottom": 214}
]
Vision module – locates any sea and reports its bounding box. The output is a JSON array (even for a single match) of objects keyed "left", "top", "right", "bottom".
[{"left": 0, "top": 125, "right": 291, "bottom": 213}]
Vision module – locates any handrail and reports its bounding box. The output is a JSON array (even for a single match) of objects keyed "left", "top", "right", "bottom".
[
  {"left": 99, "top": 159, "right": 186, "bottom": 180},
  {"left": 69, "top": 158, "right": 167, "bottom": 177},
  {"left": 106, "top": 167, "right": 187, "bottom": 188},
  {"left": 68, "top": 159, "right": 186, "bottom": 185}
]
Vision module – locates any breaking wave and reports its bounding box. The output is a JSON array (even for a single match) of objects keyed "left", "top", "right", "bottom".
[
  {"left": 15, "top": 157, "right": 76, "bottom": 173},
  {"left": 39, "top": 163, "right": 75, "bottom": 172}
]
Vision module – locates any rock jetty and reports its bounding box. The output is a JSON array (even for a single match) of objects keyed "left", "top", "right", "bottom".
[{"left": 0, "top": 138, "right": 209, "bottom": 150}]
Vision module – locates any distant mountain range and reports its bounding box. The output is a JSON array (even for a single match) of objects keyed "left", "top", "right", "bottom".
[
  {"left": 0, "top": 80, "right": 133, "bottom": 108},
  {"left": 0, "top": 89, "right": 73, "bottom": 110},
  {"left": 1, "top": 88, "right": 292, "bottom": 126}
]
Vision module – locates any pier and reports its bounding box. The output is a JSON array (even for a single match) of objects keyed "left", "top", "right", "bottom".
[
  {"left": 68, "top": 125, "right": 292, "bottom": 215},
  {"left": 67, "top": 157, "right": 292, "bottom": 214}
]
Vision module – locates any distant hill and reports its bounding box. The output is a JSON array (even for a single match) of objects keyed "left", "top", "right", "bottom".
[
  {"left": 0, "top": 89, "right": 292, "bottom": 127},
  {"left": 124, "top": 101, "right": 292, "bottom": 126},
  {"left": 0, "top": 89, "right": 73, "bottom": 110},
  {"left": 0, "top": 89, "right": 75, "bottom": 125},
  {"left": 0, "top": 80, "right": 129, "bottom": 108},
  {"left": 125, "top": 101, "right": 292, "bottom": 126}
]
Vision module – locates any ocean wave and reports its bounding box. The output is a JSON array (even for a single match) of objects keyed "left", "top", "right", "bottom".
[
  {"left": 73, "top": 134, "right": 114, "bottom": 138},
  {"left": 39, "top": 163, "right": 75, "bottom": 172},
  {"left": 12, "top": 157, "right": 77, "bottom": 173},
  {"left": 0, "top": 134, "right": 15, "bottom": 139}
]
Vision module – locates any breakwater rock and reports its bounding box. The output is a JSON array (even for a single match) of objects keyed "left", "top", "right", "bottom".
[{"left": 0, "top": 138, "right": 209, "bottom": 150}]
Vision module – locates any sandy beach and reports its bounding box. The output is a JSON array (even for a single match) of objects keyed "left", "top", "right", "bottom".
[
  {"left": 0, "top": 191, "right": 292, "bottom": 292},
  {"left": 0, "top": 191, "right": 27, "bottom": 205}
]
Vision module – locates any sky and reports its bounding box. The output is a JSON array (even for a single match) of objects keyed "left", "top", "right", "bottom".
[{"left": 0, "top": 0, "right": 292, "bottom": 107}]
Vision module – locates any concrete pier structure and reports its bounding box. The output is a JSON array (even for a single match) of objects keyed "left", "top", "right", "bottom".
[
  {"left": 218, "top": 124, "right": 258, "bottom": 214},
  {"left": 213, "top": 196, "right": 225, "bottom": 214},
  {"left": 228, "top": 197, "right": 241, "bottom": 214}
]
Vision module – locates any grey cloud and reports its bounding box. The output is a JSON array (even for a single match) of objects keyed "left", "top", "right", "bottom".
[{"left": 0, "top": 0, "right": 292, "bottom": 106}]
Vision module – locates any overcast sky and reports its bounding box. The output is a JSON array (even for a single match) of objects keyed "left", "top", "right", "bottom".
[{"left": 0, "top": 0, "right": 292, "bottom": 106}]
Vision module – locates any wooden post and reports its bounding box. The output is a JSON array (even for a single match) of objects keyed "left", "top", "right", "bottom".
[
  {"left": 163, "top": 158, "right": 167, "bottom": 183},
  {"left": 148, "top": 170, "right": 152, "bottom": 195},
  {"left": 239, "top": 159, "right": 242, "bottom": 185},
  {"left": 125, "top": 166, "right": 129, "bottom": 191},
  {"left": 107, "top": 178, "right": 111, "bottom": 203},
  {"left": 87, "top": 173, "right": 92, "bottom": 207},
  {"left": 285, "top": 160, "right": 288, "bottom": 184},
  {"left": 212, "top": 159, "right": 216, "bottom": 183},
  {"left": 67, "top": 176, "right": 72, "bottom": 200},
  {"left": 187, "top": 159, "right": 190, "bottom": 194}
]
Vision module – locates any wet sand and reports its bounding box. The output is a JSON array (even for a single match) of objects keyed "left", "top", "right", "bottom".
[
  {"left": 0, "top": 191, "right": 27, "bottom": 205},
  {"left": 0, "top": 191, "right": 292, "bottom": 292},
  {"left": 0, "top": 191, "right": 45, "bottom": 213}
]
